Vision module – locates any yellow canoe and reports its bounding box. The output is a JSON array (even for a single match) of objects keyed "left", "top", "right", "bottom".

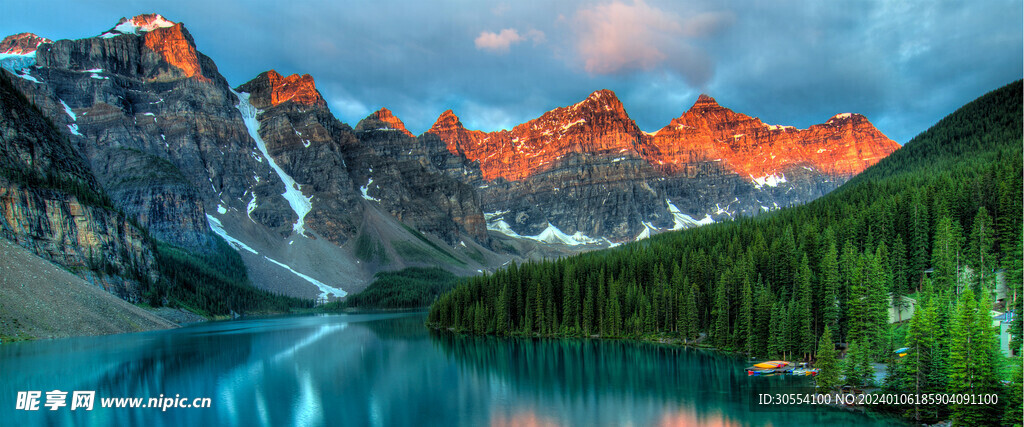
[{"left": 753, "top": 361, "right": 788, "bottom": 369}]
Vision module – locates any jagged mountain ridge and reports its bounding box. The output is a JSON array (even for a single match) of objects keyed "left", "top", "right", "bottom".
[
  {"left": 0, "top": 15, "right": 509, "bottom": 300},
  {"left": 0, "top": 13, "right": 899, "bottom": 300},
  {"left": 422, "top": 90, "right": 898, "bottom": 241}
]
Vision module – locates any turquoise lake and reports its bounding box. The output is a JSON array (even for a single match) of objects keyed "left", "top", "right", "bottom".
[{"left": 0, "top": 311, "right": 903, "bottom": 426}]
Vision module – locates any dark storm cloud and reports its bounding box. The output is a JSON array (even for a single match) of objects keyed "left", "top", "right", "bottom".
[
  {"left": 2, "top": 0, "right": 1020, "bottom": 142},
  {"left": 701, "top": 0, "right": 1023, "bottom": 142}
]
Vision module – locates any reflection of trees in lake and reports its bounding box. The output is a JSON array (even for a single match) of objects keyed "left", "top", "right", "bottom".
[
  {"left": 361, "top": 312, "right": 431, "bottom": 341},
  {"left": 429, "top": 331, "right": 897, "bottom": 426},
  {"left": 430, "top": 331, "right": 763, "bottom": 404}
]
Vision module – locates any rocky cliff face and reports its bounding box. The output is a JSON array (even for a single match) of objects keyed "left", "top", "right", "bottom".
[
  {"left": 6, "top": 15, "right": 291, "bottom": 252},
  {"left": 0, "top": 33, "right": 52, "bottom": 55},
  {"left": 437, "top": 90, "right": 644, "bottom": 182},
  {"left": 236, "top": 70, "right": 361, "bottom": 243},
  {"left": 0, "top": 13, "right": 902, "bottom": 299},
  {"left": 428, "top": 90, "right": 899, "bottom": 241},
  {"left": 0, "top": 70, "right": 157, "bottom": 300},
  {"left": 1, "top": 14, "right": 510, "bottom": 298},
  {"left": 354, "top": 108, "right": 414, "bottom": 137},
  {"left": 0, "top": 16, "right": 348, "bottom": 297},
  {"left": 645, "top": 95, "right": 899, "bottom": 179},
  {"left": 238, "top": 71, "right": 489, "bottom": 246},
  {"left": 353, "top": 109, "right": 489, "bottom": 244},
  {"left": 239, "top": 70, "right": 325, "bottom": 109}
]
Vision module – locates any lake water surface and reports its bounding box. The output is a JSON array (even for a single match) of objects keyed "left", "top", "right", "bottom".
[{"left": 0, "top": 311, "right": 902, "bottom": 426}]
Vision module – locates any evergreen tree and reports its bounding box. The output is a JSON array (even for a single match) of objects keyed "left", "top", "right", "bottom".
[
  {"left": 866, "top": 245, "right": 892, "bottom": 356},
  {"left": 753, "top": 278, "right": 772, "bottom": 357},
  {"left": 819, "top": 244, "right": 840, "bottom": 334},
  {"left": 815, "top": 326, "right": 841, "bottom": 391},
  {"left": 847, "top": 249, "right": 869, "bottom": 346},
  {"left": 909, "top": 195, "right": 931, "bottom": 291},
  {"left": 711, "top": 276, "right": 730, "bottom": 348},
  {"left": 524, "top": 282, "right": 534, "bottom": 334},
  {"left": 739, "top": 276, "right": 754, "bottom": 354},
  {"left": 562, "top": 270, "right": 580, "bottom": 335},
  {"left": 773, "top": 226, "right": 798, "bottom": 295},
  {"left": 1005, "top": 232, "right": 1023, "bottom": 355},
  {"left": 681, "top": 277, "right": 698, "bottom": 342},
  {"left": 1003, "top": 362, "right": 1023, "bottom": 427},
  {"left": 838, "top": 240, "right": 861, "bottom": 342},
  {"left": 928, "top": 289, "right": 953, "bottom": 396},
  {"left": 842, "top": 340, "right": 874, "bottom": 387},
  {"left": 496, "top": 281, "right": 509, "bottom": 335},
  {"left": 902, "top": 294, "right": 940, "bottom": 423},
  {"left": 891, "top": 234, "right": 911, "bottom": 321},
  {"left": 607, "top": 280, "right": 622, "bottom": 336},
  {"left": 582, "top": 281, "right": 594, "bottom": 336},
  {"left": 948, "top": 289, "right": 1003, "bottom": 426},
  {"left": 795, "top": 254, "right": 814, "bottom": 358},
  {"left": 967, "top": 206, "right": 996, "bottom": 294},
  {"left": 768, "top": 301, "right": 784, "bottom": 358},
  {"left": 932, "top": 216, "right": 963, "bottom": 294}
]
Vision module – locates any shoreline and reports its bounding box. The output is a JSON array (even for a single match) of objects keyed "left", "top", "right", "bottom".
[{"left": 424, "top": 322, "right": 922, "bottom": 425}]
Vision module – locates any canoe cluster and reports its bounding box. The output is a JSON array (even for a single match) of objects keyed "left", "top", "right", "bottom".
[{"left": 745, "top": 361, "right": 820, "bottom": 377}]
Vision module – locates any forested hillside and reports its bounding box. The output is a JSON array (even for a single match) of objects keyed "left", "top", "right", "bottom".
[{"left": 428, "top": 81, "right": 1023, "bottom": 425}]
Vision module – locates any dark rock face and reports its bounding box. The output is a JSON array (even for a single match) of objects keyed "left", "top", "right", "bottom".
[
  {"left": 427, "top": 90, "right": 899, "bottom": 242},
  {"left": 2, "top": 15, "right": 499, "bottom": 297},
  {"left": 237, "top": 71, "right": 489, "bottom": 246},
  {"left": 239, "top": 70, "right": 325, "bottom": 109},
  {"left": 12, "top": 16, "right": 291, "bottom": 251},
  {"left": 92, "top": 148, "right": 213, "bottom": 251},
  {"left": 0, "top": 13, "right": 902, "bottom": 299},
  {"left": 238, "top": 70, "right": 362, "bottom": 243},
  {"left": 0, "top": 70, "right": 157, "bottom": 300},
  {"left": 482, "top": 152, "right": 670, "bottom": 239},
  {"left": 353, "top": 115, "right": 489, "bottom": 244},
  {"left": 354, "top": 108, "right": 414, "bottom": 137}
]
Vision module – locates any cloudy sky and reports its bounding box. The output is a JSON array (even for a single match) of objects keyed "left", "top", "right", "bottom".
[{"left": 3, "top": 0, "right": 1021, "bottom": 143}]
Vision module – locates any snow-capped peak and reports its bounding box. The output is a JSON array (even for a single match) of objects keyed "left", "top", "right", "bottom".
[
  {"left": 569, "top": 89, "right": 620, "bottom": 112},
  {"left": 102, "top": 14, "right": 176, "bottom": 37},
  {"left": 0, "top": 33, "right": 52, "bottom": 55},
  {"left": 826, "top": 113, "right": 856, "bottom": 124}
]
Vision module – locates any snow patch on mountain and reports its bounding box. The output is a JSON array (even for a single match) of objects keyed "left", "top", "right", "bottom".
[
  {"left": 485, "top": 213, "right": 602, "bottom": 246},
  {"left": 207, "top": 214, "right": 258, "bottom": 254},
  {"left": 261, "top": 256, "right": 346, "bottom": 300},
  {"left": 58, "top": 99, "right": 82, "bottom": 135},
  {"left": 666, "top": 198, "right": 714, "bottom": 230},
  {"left": 765, "top": 124, "right": 796, "bottom": 131},
  {"left": 483, "top": 210, "right": 509, "bottom": 221},
  {"left": 246, "top": 193, "right": 258, "bottom": 222},
  {"left": 534, "top": 223, "right": 603, "bottom": 246},
  {"left": 360, "top": 178, "right": 380, "bottom": 202},
  {"left": 634, "top": 222, "right": 656, "bottom": 241},
  {"left": 0, "top": 52, "right": 37, "bottom": 77},
  {"left": 104, "top": 14, "right": 175, "bottom": 37},
  {"left": 751, "top": 173, "right": 787, "bottom": 188},
  {"left": 560, "top": 118, "right": 586, "bottom": 132},
  {"left": 488, "top": 219, "right": 522, "bottom": 238},
  {"left": 59, "top": 100, "right": 76, "bottom": 121},
  {"left": 235, "top": 90, "right": 313, "bottom": 236}
]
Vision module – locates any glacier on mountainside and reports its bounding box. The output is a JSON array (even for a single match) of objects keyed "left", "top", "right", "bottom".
[{"left": 234, "top": 90, "right": 313, "bottom": 236}]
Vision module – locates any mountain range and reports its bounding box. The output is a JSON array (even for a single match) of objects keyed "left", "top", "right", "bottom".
[{"left": 0, "top": 14, "right": 899, "bottom": 301}]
